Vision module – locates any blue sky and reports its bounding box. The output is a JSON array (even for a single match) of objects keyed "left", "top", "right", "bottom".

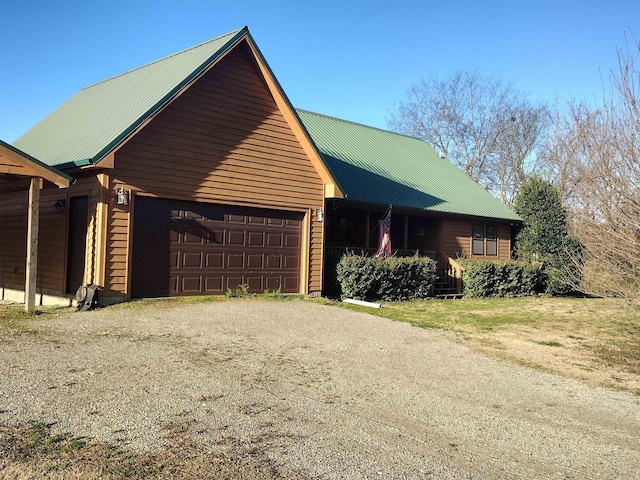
[{"left": 1, "top": 0, "right": 636, "bottom": 142}]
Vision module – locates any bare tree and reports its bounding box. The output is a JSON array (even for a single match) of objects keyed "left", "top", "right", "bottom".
[
  {"left": 541, "top": 33, "right": 640, "bottom": 297},
  {"left": 389, "top": 71, "right": 549, "bottom": 204}
]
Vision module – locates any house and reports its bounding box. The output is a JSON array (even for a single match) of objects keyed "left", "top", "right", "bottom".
[
  {"left": 0, "top": 26, "right": 519, "bottom": 306},
  {"left": 295, "top": 110, "right": 521, "bottom": 294}
]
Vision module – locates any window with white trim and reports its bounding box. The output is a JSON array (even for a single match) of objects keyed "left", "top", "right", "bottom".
[{"left": 472, "top": 224, "right": 498, "bottom": 256}]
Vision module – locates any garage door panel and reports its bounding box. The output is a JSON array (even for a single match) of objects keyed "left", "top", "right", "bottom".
[
  {"left": 283, "top": 276, "right": 299, "bottom": 291},
  {"left": 132, "top": 197, "right": 303, "bottom": 298},
  {"left": 265, "top": 276, "right": 281, "bottom": 291},
  {"left": 247, "top": 254, "right": 264, "bottom": 268},
  {"left": 226, "top": 253, "right": 245, "bottom": 268},
  {"left": 246, "top": 276, "right": 263, "bottom": 291},
  {"left": 284, "top": 255, "right": 299, "bottom": 269},
  {"left": 266, "top": 255, "right": 281, "bottom": 269},
  {"left": 227, "top": 230, "right": 245, "bottom": 245},
  {"left": 182, "top": 252, "right": 203, "bottom": 268},
  {"left": 205, "top": 253, "right": 223, "bottom": 268},
  {"left": 249, "top": 215, "right": 265, "bottom": 225},
  {"left": 204, "top": 229, "right": 224, "bottom": 245},
  {"left": 247, "top": 232, "right": 264, "bottom": 246},
  {"left": 182, "top": 276, "right": 202, "bottom": 292},
  {"left": 226, "top": 276, "right": 244, "bottom": 291},
  {"left": 285, "top": 234, "right": 300, "bottom": 248},
  {"left": 184, "top": 230, "right": 205, "bottom": 244},
  {"left": 267, "top": 233, "right": 282, "bottom": 247},
  {"left": 205, "top": 276, "right": 224, "bottom": 293},
  {"left": 286, "top": 219, "right": 300, "bottom": 228}
]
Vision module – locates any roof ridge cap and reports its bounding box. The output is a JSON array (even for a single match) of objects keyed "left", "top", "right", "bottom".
[
  {"left": 296, "top": 108, "right": 424, "bottom": 142},
  {"left": 82, "top": 27, "right": 246, "bottom": 91}
]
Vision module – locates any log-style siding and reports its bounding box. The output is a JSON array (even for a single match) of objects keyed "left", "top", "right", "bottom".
[
  {"left": 0, "top": 190, "right": 27, "bottom": 289},
  {"left": 441, "top": 217, "right": 512, "bottom": 260},
  {"left": 0, "top": 173, "right": 99, "bottom": 297},
  {"left": 106, "top": 42, "right": 325, "bottom": 299}
]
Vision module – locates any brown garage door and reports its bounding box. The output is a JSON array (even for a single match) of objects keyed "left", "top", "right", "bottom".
[{"left": 131, "top": 197, "right": 303, "bottom": 298}]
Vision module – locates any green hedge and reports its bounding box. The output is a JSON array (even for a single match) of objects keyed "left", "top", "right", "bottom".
[
  {"left": 336, "top": 254, "right": 437, "bottom": 301},
  {"left": 458, "top": 259, "right": 546, "bottom": 297}
]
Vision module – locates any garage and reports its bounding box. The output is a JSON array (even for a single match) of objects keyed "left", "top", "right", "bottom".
[{"left": 131, "top": 197, "right": 303, "bottom": 298}]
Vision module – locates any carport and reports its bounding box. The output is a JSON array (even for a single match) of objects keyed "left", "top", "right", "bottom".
[{"left": 0, "top": 140, "right": 73, "bottom": 311}]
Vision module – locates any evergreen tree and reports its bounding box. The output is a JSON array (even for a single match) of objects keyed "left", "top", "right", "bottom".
[{"left": 514, "top": 176, "right": 583, "bottom": 294}]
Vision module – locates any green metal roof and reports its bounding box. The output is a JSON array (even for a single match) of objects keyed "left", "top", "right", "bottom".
[
  {"left": 13, "top": 27, "right": 247, "bottom": 168},
  {"left": 296, "top": 109, "right": 521, "bottom": 221},
  {"left": 0, "top": 139, "right": 74, "bottom": 185}
]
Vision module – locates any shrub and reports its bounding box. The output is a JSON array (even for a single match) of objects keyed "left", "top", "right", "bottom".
[
  {"left": 336, "top": 254, "right": 437, "bottom": 301},
  {"left": 514, "top": 176, "right": 584, "bottom": 294},
  {"left": 459, "top": 259, "right": 497, "bottom": 297},
  {"left": 335, "top": 254, "right": 381, "bottom": 300},
  {"left": 459, "top": 259, "right": 546, "bottom": 297}
]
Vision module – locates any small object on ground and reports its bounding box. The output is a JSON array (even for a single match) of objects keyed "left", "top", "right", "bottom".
[
  {"left": 343, "top": 298, "right": 382, "bottom": 309},
  {"left": 75, "top": 284, "right": 99, "bottom": 311}
]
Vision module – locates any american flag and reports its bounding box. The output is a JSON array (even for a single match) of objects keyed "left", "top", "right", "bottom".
[{"left": 374, "top": 207, "right": 392, "bottom": 258}]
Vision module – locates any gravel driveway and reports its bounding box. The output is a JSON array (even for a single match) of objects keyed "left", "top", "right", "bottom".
[{"left": 1, "top": 300, "right": 639, "bottom": 479}]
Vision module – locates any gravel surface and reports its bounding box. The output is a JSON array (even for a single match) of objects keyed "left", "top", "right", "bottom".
[{"left": 1, "top": 300, "right": 639, "bottom": 479}]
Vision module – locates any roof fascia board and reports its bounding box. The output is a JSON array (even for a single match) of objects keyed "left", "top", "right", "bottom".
[
  {"left": 90, "top": 27, "right": 249, "bottom": 167},
  {"left": 243, "top": 33, "right": 343, "bottom": 199},
  {"left": 330, "top": 197, "right": 522, "bottom": 222},
  {"left": 0, "top": 140, "right": 72, "bottom": 187}
]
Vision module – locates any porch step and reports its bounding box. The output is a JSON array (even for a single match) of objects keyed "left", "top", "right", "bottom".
[
  {"left": 435, "top": 293, "right": 464, "bottom": 300},
  {"left": 433, "top": 277, "right": 461, "bottom": 298}
]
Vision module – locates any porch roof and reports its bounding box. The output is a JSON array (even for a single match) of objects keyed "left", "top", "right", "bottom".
[
  {"left": 296, "top": 109, "right": 521, "bottom": 222},
  {"left": 0, "top": 139, "right": 73, "bottom": 188}
]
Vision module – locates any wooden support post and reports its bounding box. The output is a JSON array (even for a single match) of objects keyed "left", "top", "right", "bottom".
[
  {"left": 25, "top": 177, "right": 42, "bottom": 312},
  {"left": 94, "top": 173, "right": 109, "bottom": 286},
  {"left": 403, "top": 214, "right": 409, "bottom": 250},
  {"left": 365, "top": 211, "right": 370, "bottom": 248}
]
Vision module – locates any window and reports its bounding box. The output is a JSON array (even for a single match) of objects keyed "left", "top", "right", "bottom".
[
  {"left": 472, "top": 224, "right": 498, "bottom": 256},
  {"left": 472, "top": 224, "right": 484, "bottom": 255},
  {"left": 486, "top": 225, "right": 497, "bottom": 256}
]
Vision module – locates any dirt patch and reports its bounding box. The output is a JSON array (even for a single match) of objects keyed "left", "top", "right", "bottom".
[{"left": 468, "top": 324, "right": 640, "bottom": 392}]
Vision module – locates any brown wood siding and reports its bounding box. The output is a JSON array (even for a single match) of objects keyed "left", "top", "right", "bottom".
[
  {"left": 441, "top": 217, "right": 511, "bottom": 261},
  {"left": 107, "top": 42, "right": 325, "bottom": 299},
  {"left": 104, "top": 193, "right": 128, "bottom": 300},
  {"left": 441, "top": 218, "right": 471, "bottom": 259},
  {"left": 498, "top": 223, "right": 512, "bottom": 260},
  {"left": 36, "top": 193, "right": 66, "bottom": 291},
  {"left": 309, "top": 220, "right": 324, "bottom": 292},
  {"left": 0, "top": 191, "right": 27, "bottom": 289},
  {"left": 0, "top": 174, "right": 99, "bottom": 295}
]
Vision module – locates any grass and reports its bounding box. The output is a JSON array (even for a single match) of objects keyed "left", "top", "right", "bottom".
[
  {"left": 0, "top": 419, "right": 306, "bottom": 479},
  {"left": 0, "top": 303, "right": 75, "bottom": 333},
  {"left": 534, "top": 340, "right": 563, "bottom": 347},
  {"left": 105, "top": 289, "right": 295, "bottom": 312},
  {"left": 335, "top": 296, "right": 638, "bottom": 335}
]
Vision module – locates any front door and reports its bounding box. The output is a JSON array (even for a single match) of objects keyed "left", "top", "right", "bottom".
[{"left": 66, "top": 196, "right": 88, "bottom": 294}]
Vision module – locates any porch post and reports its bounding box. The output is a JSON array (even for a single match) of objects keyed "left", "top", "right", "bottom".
[
  {"left": 403, "top": 214, "right": 409, "bottom": 250},
  {"left": 25, "top": 177, "right": 42, "bottom": 312},
  {"left": 365, "top": 211, "right": 370, "bottom": 248}
]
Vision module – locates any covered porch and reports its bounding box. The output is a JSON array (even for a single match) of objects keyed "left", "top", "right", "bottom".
[
  {"left": 0, "top": 140, "right": 73, "bottom": 311},
  {"left": 322, "top": 200, "right": 463, "bottom": 296}
]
